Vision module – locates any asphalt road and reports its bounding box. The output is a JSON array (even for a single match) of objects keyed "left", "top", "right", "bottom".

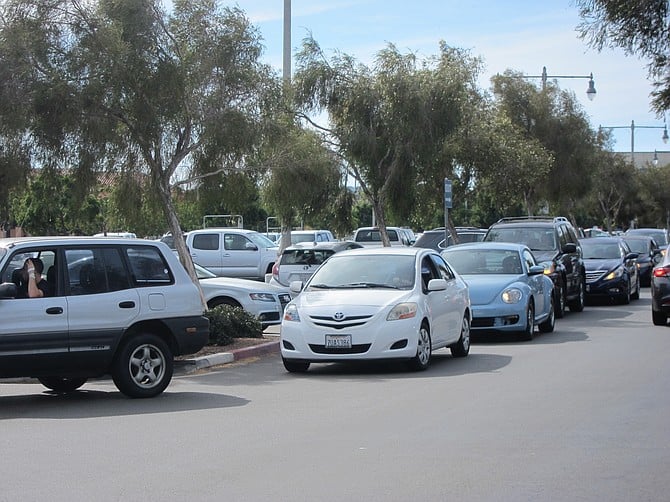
[{"left": 2, "top": 290, "right": 669, "bottom": 501}]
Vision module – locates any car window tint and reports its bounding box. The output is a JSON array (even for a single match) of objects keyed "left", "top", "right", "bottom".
[
  {"left": 224, "top": 233, "right": 251, "bottom": 251},
  {"left": 192, "top": 234, "right": 219, "bottom": 251},
  {"left": 126, "top": 246, "right": 172, "bottom": 286},
  {"left": 430, "top": 254, "right": 454, "bottom": 280},
  {"left": 66, "top": 249, "right": 108, "bottom": 295}
]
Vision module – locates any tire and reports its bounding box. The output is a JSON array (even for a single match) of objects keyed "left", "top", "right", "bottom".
[
  {"left": 519, "top": 302, "right": 535, "bottom": 341},
  {"left": 112, "top": 334, "right": 173, "bottom": 398},
  {"left": 538, "top": 297, "right": 555, "bottom": 333},
  {"left": 450, "top": 314, "right": 470, "bottom": 358},
  {"left": 554, "top": 282, "right": 566, "bottom": 319},
  {"left": 569, "top": 278, "right": 585, "bottom": 312},
  {"left": 283, "top": 358, "right": 310, "bottom": 373},
  {"left": 408, "top": 323, "right": 432, "bottom": 371},
  {"left": 208, "top": 298, "right": 242, "bottom": 309},
  {"left": 38, "top": 376, "right": 87, "bottom": 393},
  {"left": 652, "top": 310, "right": 667, "bottom": 326},
  {"left": 620, "top": 280, "right": 631, "bottom": 305},
  {"left": 631, "top": 276, "right": 640, "bottom": 300}
]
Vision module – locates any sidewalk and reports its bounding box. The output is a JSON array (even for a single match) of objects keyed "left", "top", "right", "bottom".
[{"left": 175, "top": 324, "right": 281, "bottom": 374}]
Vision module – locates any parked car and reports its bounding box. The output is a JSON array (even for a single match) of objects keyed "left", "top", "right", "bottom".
[
  {"left": 185, "top": 228, "right": 278, "bottom": 281},
  {"left": 579, "top": 237, "right": 640, "bottom": 304},
  {"left": 353, "top": 226, "right": 414, "bottom": 247},
  {"left": 280, "top": 247, "right": 471, "bottom": 372},
  {"left": 484, "top": 216, "right": 585, "bottom": 318},
  {"left": 441, "top": 242, "right": 554, "bottom": 340},
  {"left": 413, "top": 226, "right": 486, "bottom": 251},
  {"left": 0, "top": 237, "right": 209, "bottom": 398},
  {"left": 289, "top": 229, "right": 336, "bottom": 245},
  {"left": 193, "top": 264, "right": 290, "bottom": 327},
  {"left": 93, "top": 231, "right": 137, "bottom": 238},
  {"left": 622, "top": 235, "right": 663, "bottom": 286},
  {"left": 269, "top": 241, "right": 363, "bottom": 293},
  {"left": 651, "top": 245, "right": 670, "bottom": 325}
]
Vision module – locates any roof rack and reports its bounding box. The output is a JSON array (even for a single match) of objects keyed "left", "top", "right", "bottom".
[{"left": 495, "top": 216, "right": 569, "bottom": 224}]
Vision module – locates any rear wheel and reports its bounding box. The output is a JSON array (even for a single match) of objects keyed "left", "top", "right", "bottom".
[
  {"left": 408, "top": 323, "right": 432, "bottom": 371},
  {"left": 283, "top": 358, "right": 310, "bottom": 373},
  {"left": 112, "top": 334, "right": 173, "bottom": 398},
  {"left": 652, "top": 310, "right": 667, "bottom": 326},
  {"left": 450, "top": 314, "right": 470, "bottom": 358},
  {"left": 38, "top": 377, "right": 87, "bottom": 393}
]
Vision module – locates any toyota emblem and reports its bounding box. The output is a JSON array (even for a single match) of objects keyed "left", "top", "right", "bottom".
[{"left": 333, "top": 312, "right": 345, "bottom": 321}]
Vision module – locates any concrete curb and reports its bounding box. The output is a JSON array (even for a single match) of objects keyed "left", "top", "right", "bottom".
[{"left": 176, "top": 340, "right": 280, "bottom": 374}]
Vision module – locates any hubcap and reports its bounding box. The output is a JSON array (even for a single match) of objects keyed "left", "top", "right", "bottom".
[
  {"left": 417, "top": 327, "right": 431, "bottom": 365},
  {"left": 129, "top": 344, "right": 166, "bottom": 388},
  {"left": 461, "top": 317, "right": 470, "bottom": 350}
]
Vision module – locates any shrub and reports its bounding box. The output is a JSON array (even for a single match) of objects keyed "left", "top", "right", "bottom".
[{"left": 205, "top": 304, "right": 263, "bottom": 345}]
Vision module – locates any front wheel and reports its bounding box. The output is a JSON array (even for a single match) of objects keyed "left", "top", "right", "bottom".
[
  {"left": 652, "top": 310, "right": 667, "bottom": 326},
  {"left": 538, "top": 297, "right": 555, "bottom": 333},
  {"left": 283, "top": 358, "right": 310, "bottom": 373},
  {"left": 554, "top": 283, "right": 566, "bottom": 318},
  {"left": 407, "top": 323, "right": 432, "bottom": 371},
  {"left": 519, "top": 303, "right": 535, "bottom": 341},
  {"left": 619, "top": 280, "right": 631, "bottom": 305},
  {"left": 450, "top": 314, "right": 470, "bottom": 358},
  {"left": 112, "top": 334, "right": 173, "bottom": 398},
  {"left": 569, "top": 279, "right": 585, "bottom": 312},
  {"left": 38, "top": 376, "right": 87, "bottom": 393},
  {"left": 631, "top": 276, "right": 640, "bottom": 300}
]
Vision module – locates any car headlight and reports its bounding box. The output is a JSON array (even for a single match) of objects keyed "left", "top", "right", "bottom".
[
  {"left": 249, "top": 293, "right": 276, "bottom": 302},
  {"left": 502, "top": 288, "right": 523, "bottom": 304},
  {"left": 283, "top": 304, "right": 301, "bottom": 322},
  {"left": 387, "top": 302, "right": 417, "bottom": 321},
  {"left": 605, "top": 266, "right": 624, "bottom": 280},
  {"left": 542, "top": 262, "right": 556, "bottom": 276}
]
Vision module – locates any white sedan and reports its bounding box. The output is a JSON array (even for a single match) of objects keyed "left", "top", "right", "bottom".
[
  {"left": 280, "top": 247, "right": 471, "bottom": 372},
  {"left": 195, "top": 264, "right": 291, "bottom": 327}
]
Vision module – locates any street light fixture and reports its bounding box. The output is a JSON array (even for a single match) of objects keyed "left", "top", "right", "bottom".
[
  {"left": 518, "top": 66, "right": 597, "bottom": 100},
  {"left": 652, "top": 150, "right": 670, "bottom": 167},
  {"left": 599, "top": 119, "right": 669, "bottom": 164}
]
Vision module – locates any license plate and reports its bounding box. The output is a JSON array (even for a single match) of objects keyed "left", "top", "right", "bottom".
[{"left": 325, "top": 334, "right": 352, "bottom": 348}]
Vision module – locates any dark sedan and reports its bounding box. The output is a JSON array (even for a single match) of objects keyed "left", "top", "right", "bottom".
[
  {"left": 651, "top": 244, "right": 670, "bottom": 326},
  {"left": 579, "top": 237, "right": 640, "bottom": 304},
  {"left": 622, "top": 235, "right": 663, "bottom": 287}
]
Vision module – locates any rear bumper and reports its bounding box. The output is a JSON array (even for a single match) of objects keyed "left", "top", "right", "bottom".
[{"left": 164, "top": 315, "right": 210, "bottom": 355}]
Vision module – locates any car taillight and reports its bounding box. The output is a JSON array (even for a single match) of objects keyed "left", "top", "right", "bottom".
[
  {"left": 272, "top": 262, "right": 279, "bottom": 281},
  {"left": 653, "top": 266, "right": 670, "bottom": 278}
]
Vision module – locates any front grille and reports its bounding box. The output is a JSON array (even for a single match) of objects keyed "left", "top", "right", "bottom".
[
  {"left": 278, "top": 294, "right": 291, "bottom": 310},
  {"left": 309, "top": 344, "right": 371, "bottom": 354},
  {"left": 472, "top": 317, "right": 495, "bottom": 328},
  {"left": 309, "top": 314, "right": 373, "bottom": 330},
  {"left": 586, "top": 271, "right": 606, "bottom": 283}
]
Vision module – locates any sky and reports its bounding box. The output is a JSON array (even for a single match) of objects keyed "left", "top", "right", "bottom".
[{"left": 218, "top": 0, "right": 668, "bottom": 155}]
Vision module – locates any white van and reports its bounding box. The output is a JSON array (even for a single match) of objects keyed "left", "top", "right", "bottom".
[{"left": 353, "top": 226, "right": 413, "bottom": 247}]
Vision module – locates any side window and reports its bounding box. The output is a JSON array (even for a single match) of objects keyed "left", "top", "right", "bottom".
[
  {"left": 66, "top": 248, "right": 107, "bottom": 295},
  {"left": 557, "top": 225, "right": 569, "bottom": 249},
  {"left": 126, "top": 246, "right": 172, "bottom": 286},
  {"left": 430, "top": 254, "right": 454, "bottom": 280},
  {"left": 224, "top": 233, "right": 252, "bottom": 251},
  {"left": 420, "top": 256, "right": 439, "bottom": 291},
  {"left": 192, "top": 234, "right": 219, "bottom": 251},
  {"left": 3, "top": 249, "right": 56, "bottom": 298}
]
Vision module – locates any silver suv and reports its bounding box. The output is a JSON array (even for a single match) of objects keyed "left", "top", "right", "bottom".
[{"left": 0, "top": 237, "right": 209, "bottom": 398}]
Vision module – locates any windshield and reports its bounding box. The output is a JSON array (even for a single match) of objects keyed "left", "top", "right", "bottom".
[
  {"left": 623, "top": 239, "right": 648, "bottom": 254},
  {"left": 486, "top": 227, "right": 556, "bottom": 252},
  {"left": 626, "top": 229, "right": 668, "bottom": 246},
  {"left": 281, "top": 248, "right": 334, "bottom": 265},
  {"left": 308, "top": 254, "right": 415, "bottom": 290},
  {"left": 248, "top": 232, "right": 278, "bottom": 248},
  {"left": 194, "top": 263, "right": 217, "bottom": 279},
  {"left": 580, "top": 241, "right": 621, "bottom": 260},
  {"left": 443, "top": 249, "right": 523, "bottom": 275},
  {"left": 291, "top": 233, "right": 316, "bottom": 244}
]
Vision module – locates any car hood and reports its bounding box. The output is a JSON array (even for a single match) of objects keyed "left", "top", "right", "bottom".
[
  {"left": 583, "top": 258, "right": 621, "bottom": 271},
  {"left": 295, "top": 288, "right": 411, "bottom": 313},
  {"left": 460, "top": 275, "right": 522, "bottom": 305}
]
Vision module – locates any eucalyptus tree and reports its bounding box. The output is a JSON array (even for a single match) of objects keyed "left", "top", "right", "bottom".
[
  {"left": 259, "top": 123, "right": 344, "bottom": 251},
  {"left": 492, "top": 72, "right": 600, "bottom": 222},
  {"left": 0, "top": 0, "right": 275, "bottom": 289},
  {"left": 293, "top": 39, "right": 481, "bottom": 246}
]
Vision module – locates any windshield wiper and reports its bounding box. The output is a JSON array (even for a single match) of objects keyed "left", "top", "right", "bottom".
[
  {"left": 309, "top": 283, "right": 333, "bottom": 289},
  {"left": 336, "top": 282, "right": 400, "bottom": 289}
]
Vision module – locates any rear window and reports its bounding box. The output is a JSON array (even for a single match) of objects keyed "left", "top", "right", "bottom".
[
  {"left": 355, "top": 229, "right": 399, "bottom": 243},
  {"left": 281, "top": 249, "right": 335, "bottom": 265}
]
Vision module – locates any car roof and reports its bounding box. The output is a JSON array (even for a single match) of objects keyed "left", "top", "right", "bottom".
[
  {"left": 333, "top": 246, "right": 433, "bottom": 258},
  {"left": 578, "top": 236, "right": 623, "bottom": 243},
  {"left": 0, "top": 236, "right": 150, "bottom": 248},
  {"left": 189, "top": 227, "right": 259, "bottom": 234},
  {"left": 442, "top": 242, "right": 527, "bottom": 252}
]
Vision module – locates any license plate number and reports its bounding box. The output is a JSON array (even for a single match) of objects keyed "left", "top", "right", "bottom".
[{"left": 325, "top": 334, "right": 352, "bottom": 348}]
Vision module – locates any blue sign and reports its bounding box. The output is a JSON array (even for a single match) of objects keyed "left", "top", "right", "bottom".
[{"left": 444, "top": 179, "right": 452, "bottom": 209}]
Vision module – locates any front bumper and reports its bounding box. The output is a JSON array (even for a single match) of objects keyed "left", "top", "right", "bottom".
[{"left": 469, "top": 303, "right": 526, "bottom": 333}]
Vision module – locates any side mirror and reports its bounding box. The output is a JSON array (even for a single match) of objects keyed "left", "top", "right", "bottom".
[
  {"left": 427, "top": 278, "right": 447, "bottom": 291},
  {"left": 625, "top": 253, "right": 638, "bottom": 261},
  {"left": 245, "top": 242, "right": 258, "bottom": 251},
  {"left": 0, "top": 282, "right": 18, "bottom": 299},
  {"left": 563, "top": 243, "right": 577, "bottom": 253},
  {"left": 289, "top": 280, "right": 304, "bottom": 294},
  {"left": 528, "top": 265, "right": 545, "bottom": 276}
]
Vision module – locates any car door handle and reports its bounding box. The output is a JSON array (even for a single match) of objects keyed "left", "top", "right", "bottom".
[
  {"left": 119, "top": 301, "right": 135, "bottom": 309},
  {"left": 46, "top": 307, "right": 63, "bottom": 315}
]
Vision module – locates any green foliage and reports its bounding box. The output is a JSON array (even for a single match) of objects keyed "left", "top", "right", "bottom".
[{"left": 205, "top": 305, "right": 263, "bottom": 346}]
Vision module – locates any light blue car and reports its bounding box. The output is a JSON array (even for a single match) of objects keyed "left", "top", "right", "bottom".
[{"left": 441, "top": 242, "right": 555, "bottom": 340}]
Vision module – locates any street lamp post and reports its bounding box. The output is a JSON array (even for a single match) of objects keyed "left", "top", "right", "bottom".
[
  {"left": 518, "top": 66, "right": 597, "bottom": 100},
  {"left": 600, "top": 120, "right": 669, "bottom": 164},
  {"left": 653, "top": 150, "right": 670, "bottom": 166}
]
